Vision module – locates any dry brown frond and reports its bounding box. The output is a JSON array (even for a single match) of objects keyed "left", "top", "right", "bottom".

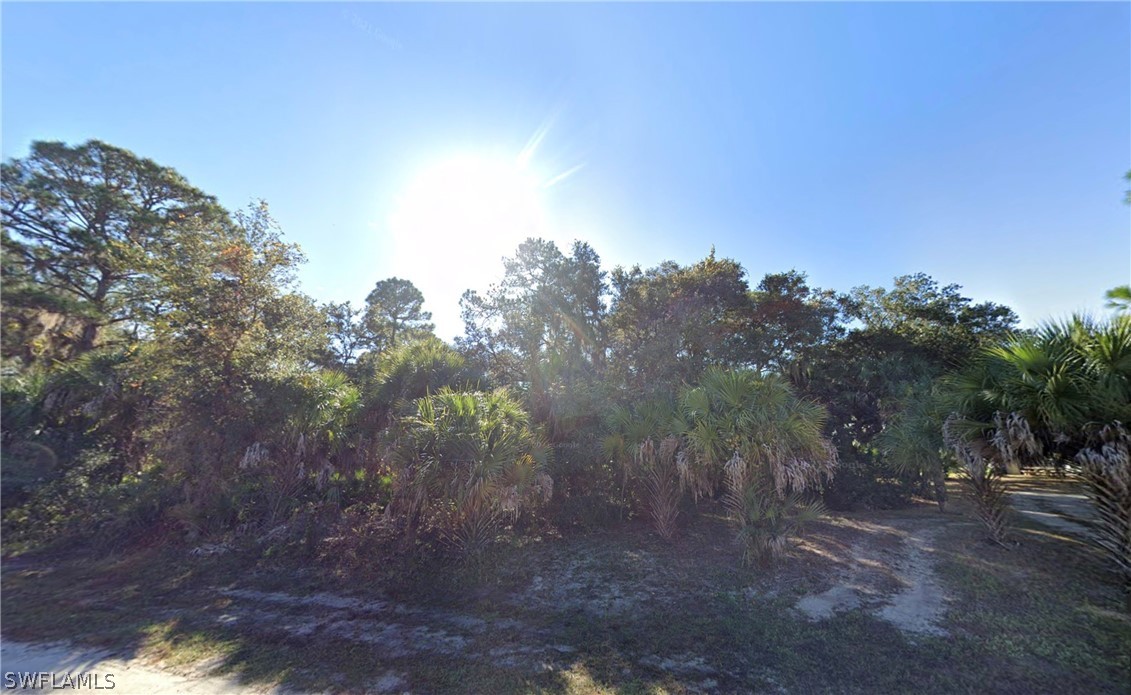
[
  {"left": 1076, "top": 423, "right": 1131, "bottom": 588},
  {"left": 637, "top": 437, "right": 682, "bottom": 541}
]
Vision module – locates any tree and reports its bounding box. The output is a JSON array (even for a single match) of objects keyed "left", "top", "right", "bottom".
[
  {"left": 946, "top": 315, "right": 1131, "bottom": 558},
  {"left": 358, "top": 335, "right": 484, "bottom": 427},
  {"left": 845, "top": 273, "right": 1018, "bottom": 368},
  {"left": 363, "top": 278, "right": 434, "bottom": 353},
  {"left": 604, "top": 368, "right": 836, "bottom": 557},
  {"left": 603, "top": 398, "right": 682, "bottom": 539},
  {"left": 607, "top": 250, "right": 752, "bottom": 396},
  {"left": 946, "top": 315, "right": 1131, "bottom": 469},
  {"left": 1106, "top": 286, "right": 1131, "bottom": 314},
  {"left": 1076, "top": 423, "right": 1131, "bottom": 595},
  {"left": 1, "top": 140, "right": 229, "bottom": 355},
  {"left": 0, "top": 240, "right": 95, "bottom": 364},
  {"left": 802, "top": 273, "right": 1017, "bottom": 509},
  {"left": 138, "top": 202, "right": 324, "bottom": 522},
  {"left": 746, "top": 270, "right": 843, "bottom": 372},
  {"left": 389, "top": 387, "right": 552, "bottom": 558},
  {"left": 458, "top": 238, "right": 608, "bottom": 440},
  {"left": 322, "top": 300, "right": 369, "bottom": 368},
  {"left": 677, "top": 368, "right": 837, "bottom": 563},
  {"left": 876, "top": 380, "right": 949, "bottom": 510}
]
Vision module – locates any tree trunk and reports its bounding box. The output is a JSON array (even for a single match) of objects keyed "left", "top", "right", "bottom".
[{"left": 77, "top": 321, "right": 100, "bottom": 353}]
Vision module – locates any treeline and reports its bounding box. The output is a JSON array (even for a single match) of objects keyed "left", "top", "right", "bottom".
[{"left": 2, "top": 141, "right": 1127, "bottom": 581}]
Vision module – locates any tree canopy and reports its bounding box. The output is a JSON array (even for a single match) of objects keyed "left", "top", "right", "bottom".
[{"left": 4, "top": 137, "right": 1125, "bottom": 580}]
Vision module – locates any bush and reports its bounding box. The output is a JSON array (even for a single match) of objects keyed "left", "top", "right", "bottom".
[
  {"left": 388, "top": 387, "right": 553, "bottom": 559},
  {"left": 822, "top": 460, "right": 913, "bottom": 511},
  {"left": 3, "top": 446, "right": 179, "bottom": 551},
  {"left": 545, "top": 430, "right": 625, "bottom": 530}
]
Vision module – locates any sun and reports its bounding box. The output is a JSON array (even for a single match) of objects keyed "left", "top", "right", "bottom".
[
  {"left": 385, "top": 151, "right": 564, "bottom": 336},
  {"left": 389, "top": 152, "right": 549, "bottom": 262}
]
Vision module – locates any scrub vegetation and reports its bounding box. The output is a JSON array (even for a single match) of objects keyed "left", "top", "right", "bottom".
[{"left": 2, "top": 140, "right": 1129, "bottom": 692}]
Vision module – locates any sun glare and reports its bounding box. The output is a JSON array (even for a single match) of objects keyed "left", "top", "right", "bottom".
[
  {"left": 390, "top": 153, "right": 548, "bottom": 256},
  {"left": 387, "top": 151, "right": 561, "bottom": 334}
]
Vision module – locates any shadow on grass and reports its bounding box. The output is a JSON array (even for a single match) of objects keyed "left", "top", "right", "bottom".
[{"left": 3, "top": 499, "right": 1130, "bottom": 694}]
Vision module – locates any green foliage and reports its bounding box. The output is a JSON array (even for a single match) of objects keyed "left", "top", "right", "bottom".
[
  {"left": 1106, "top": 286, "right": 1131, "bottom": 314},
  {"left": 459, "top": 238, "right": 607, "bottom": 399},
  {"left": 845, "top": 273, "right": 1018, "bottom": 368},
  {"left": 389, "top": 387, "right": 552, "bottom": 558},
  {"left": 607, "top": 251, "right": 751, "bottom": 396},
  {"left": 321, "top": 300, "right": 368, "bottom": 368},
  {"left": 603, "top": 369, "right": 835, "bottom": 558},
  {"left": 946, "top": 315, "right": 1131, "bottom": 467},
  {"left": 363, "top": 277, "right": 435, "bottom": 353},
  {"left": 0, "top": 346, "right": 148, "bottom": 515},
  {"left": 544, "top": 425, "right": 621, "bottom": 530},
  {"left": 602, "top": 399, "right": 681, "bottom": 537},
  {"left": 946, "top": 314, "right": 1131, "bottom": 553},
  {"left": 679, "top": 368, "right": 836, "bottom": 563},
  {"left": 10, "top": 136, "right": 1079, "bottom": 579},
  {"left": 804, "top": 273, "right": 1017, "bottom": 509},
  {"left": 237, "top": 368, "right": 362, "bottom": 525},
  {"left": 3, "top": 444, "right": 176, "bottom": 551},
  {"left": 358, "top": 335, "right": 483, "bottom": 425},
  {"left": 456, "top": 239, "right": 611, "bottom": 529},
  {"left": 1, "top": 140, "right": 229, "bottom": 359},
  {"left": 876, "top": 380, "right": 949, "bottom": 510},
  {"left": 746, "top": 270, "right": 843, "bottom": 372}
]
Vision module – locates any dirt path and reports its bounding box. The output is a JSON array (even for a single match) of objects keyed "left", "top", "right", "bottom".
[
  {"left": 211, "top": 587, "right": 575, "bottom": 674},
  {"left": 794, "top": 521, "right": 950, "bottom": 637},
  {"left": 0, "top": 641, "right": 277, "bottom": 694},
  {"left": 1006, "top": 476, "right": 1097, "bottom": 541}
]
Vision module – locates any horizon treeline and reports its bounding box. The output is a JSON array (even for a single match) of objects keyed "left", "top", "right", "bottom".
[{"left": 3, "top": 140, "right": 1127, "bottom": 578}]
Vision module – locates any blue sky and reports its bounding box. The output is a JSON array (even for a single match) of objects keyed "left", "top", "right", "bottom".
[{"left": 3, "top": 2, "right": 1129, "bottom": 340}]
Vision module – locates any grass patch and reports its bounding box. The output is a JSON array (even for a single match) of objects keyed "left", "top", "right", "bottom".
[{"left": 3, "top": 486, "right": 1130, "bottom": 693}]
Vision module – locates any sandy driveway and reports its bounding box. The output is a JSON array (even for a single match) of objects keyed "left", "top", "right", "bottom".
[{"left": 0, "top": 641, "right": 272, "bottom": 694}]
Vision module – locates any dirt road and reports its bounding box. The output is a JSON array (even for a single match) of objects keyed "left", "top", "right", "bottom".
[{"left": 0, "top": 641, "right": 270, "bottom": 694}]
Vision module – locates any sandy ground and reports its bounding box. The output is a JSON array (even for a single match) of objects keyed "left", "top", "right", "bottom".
[
  {"left": 791, "top": 476, "right": 1103, "bottom": 636},
  {"left": 1006, "top": 477, "right": 1098, "bottom": 540},
  {"left": 793, "top": 521, "right": 949, "bottom": 637},
  {"left": 0, "top": 640, "right": 274, "bottom": 694},
  {"left": 1, "top": 516, "right": 956, "bottom": 693},
  {"left": 1, "top": 478, "right": 1104, "bottom": 693}
]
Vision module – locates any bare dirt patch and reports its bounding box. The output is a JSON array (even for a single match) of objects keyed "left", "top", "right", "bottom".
[
  {"left": 792, "top": 518, "right": 949, "bottom": 636},
  {"left": 0, "top": 641, "right": 274, "bottom": 695},
  {"left": 210, "top": 586, "right": 574, "bottom": 673}
]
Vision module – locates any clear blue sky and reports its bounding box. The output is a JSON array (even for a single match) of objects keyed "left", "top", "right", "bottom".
[{"left": 4, "top": 2, "right": 1129, "bottom": 340}]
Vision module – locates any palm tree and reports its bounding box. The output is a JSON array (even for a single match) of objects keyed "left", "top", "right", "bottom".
[
  {"left": 877, "top": 381, "right": 949, "bottom": 510},
  {"left": 947, "top": 315, "right": 1130, "bottom": 471},
  {"left": 239, "top": 368, "right": 361, "bottom": 527},
  {"left": 603, "top": 399, "right": 682, "bottom": 539},
  {"left": 389, "top": 387, "right": 551, "bottom": 557},
  {"left": 947, "top": 315, "right": 1131, "bottom": 573},
  {"left": 1076, "top": 423, "right": 1131, "bottom": 595},
  {"left": 678, "top": 368, "right": 837, "bottom": 564}
]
